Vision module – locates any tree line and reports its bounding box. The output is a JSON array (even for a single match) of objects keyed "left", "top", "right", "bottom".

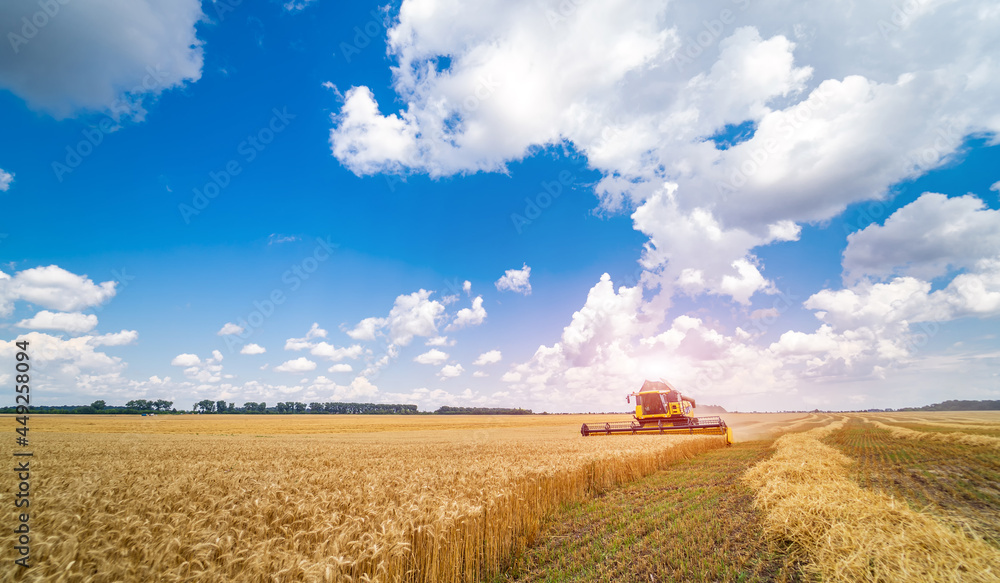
[
  {"left": 192, "top": 400, "right": 420, "bottom": 414},
  {"left": 0, "top": 400, "right": 174, "bottom": 415},
  {"left": 1, "top": 400, "right": 544, "bottom": 416},
  {"left": 434, "top": 406, "right": 533, "bottom": 415},
  {"left": 899, "top": 399, "right": 1000, "bottom": 411}
]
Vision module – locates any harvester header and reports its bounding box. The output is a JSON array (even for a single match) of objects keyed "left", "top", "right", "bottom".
[{"left": 580, "top": 379, "right": 732, "bottom": 444}]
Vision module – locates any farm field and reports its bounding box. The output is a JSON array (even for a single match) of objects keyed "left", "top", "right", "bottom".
[
  {"left": 1, "top": 414, "right": 730, "bottom": 583},
  {"left": 4, "top": 411, "right": 1000, "bottom": 582},
  {"left": 504, "top": 440, "right": 806, "bottom": 582}
]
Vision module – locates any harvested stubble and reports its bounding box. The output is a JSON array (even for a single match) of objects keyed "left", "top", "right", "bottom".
[
  {"left": 866, "top": 419, "right": 1000, "bottom": 449},
  {"left": 743, "top": 418, "right": 1000, "bottom": 582},
  {"left": 1, "top": 415, "right": 728, "bottom": 583}
]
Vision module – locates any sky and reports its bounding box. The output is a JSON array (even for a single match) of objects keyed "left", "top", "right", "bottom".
[{"left": 0, "top": 0, "right": 998, "bottom": 413}]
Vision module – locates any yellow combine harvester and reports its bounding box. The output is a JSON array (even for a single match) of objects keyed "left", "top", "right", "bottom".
[{"left": 580, "top": 379, "right": 732, "bottom": 444}]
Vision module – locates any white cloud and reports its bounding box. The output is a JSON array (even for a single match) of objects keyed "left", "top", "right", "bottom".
[
  {"left": 274, "top": 357, "right": 318, "bottom": 373},
  {"left": 16, "top": 310, "right": 97, "bottom": 334},
  {"left": 0, "top": 265, "right": 117, "bottom": 316},
  {"left": 0, "top": 332, "right": 138, "bottom": 397},
  {"left": 284, "top": 323, "right": 330, "bottom": 351},
  {"left": 283, "top": 1, "right": 318, "bottom": 12},
  {"left": 328, "top": 363, "right": 353, "bottom": 373},
  {"left": 0, "top": 168, "right": 13, "bottom": 191},
  {"left": 473, "top": 349, "right": 502, "bottom": 366},
  {"left": 386, "top": 289, "right": 446, "bottom": 345},
  {"left": 171, "top": 353, "right": 201, "bottom": 367},
  {"left": 267, "top": 233, "right": 300, "bottom": 245},
  {"left": 309, "top": 342, "right": 364, "bottom": 362},
  {"left": 843, "top": 193, "right": 1000, "bottom": 282},
  {"left": 447, "top": 296, "right": 487, "bottom": 330},
  {"left": 438, "top": 363, "right": 464, "bottom": 378},
  {"left": 217, "top": 322, "right": 245, "bottom": 336},
  {"left": 240, "top": 343, "right": 266, "bottom": 355},
  {"left": 414, "top": 349, "right": 449, "bottom": 365},
  {"left": 472, "top": 370, "right": 488, "bottom": 378},
  {"left": 991, "top": 181, "right": 1000, "bottom": 193},
  {"left": 328, "top": 0, "right": 1000, "bottom": 313},
  {"left": 425, "top": 336, "right": 453, "bottom": 346},
  {"left": 309, "top": 375, "right": 379, "bottom": 400},
  {"left": 89, "top": 330, "right": 138, "bottom": 346},
  {"left": 304, "top": 322, "right": 327, "bottom": 339},
  {"left": 495, "top": 264, "right": 532, "bottom": 295},
  {"left": 344, "top": 316, "right": 387, "bottom": 341},
  {"left": 0, "top": 0, "right": 204, "bottom": 119}
]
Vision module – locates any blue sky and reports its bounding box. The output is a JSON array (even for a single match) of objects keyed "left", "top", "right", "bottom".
[{"left": 0, "top": 0, "right": 998, "bottom": 412}]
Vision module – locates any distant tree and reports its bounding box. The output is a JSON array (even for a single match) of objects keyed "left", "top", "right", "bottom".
[
  {"left": 243, "top": 401, "right": 258, "bottom": 413},
  {"left": 76, "top": 405, "right": 96, "bottom": 414},
  {"left": 275, "top": 402, "right": 289, "bottom": 414},
  {"left": 196, "top": 399, "right": 215, "bottom": 413},
  {"left": 309, "top": 402, "right": 323, "bottom": 414},
  {"left": 216, "top": 400, "right": 227, "bottom": 414},
  {"left": 227, "top": 402, "right": 235, "bottom": 413},
  {"left": 257, "top": 402, "right": 267, "bottom": 414},
  {"left": 154, "top": 399, "right": 173, "bottom": 411},
  {"left": 91, "top": 400, "right": 106, "bottom": 410},
  {"left": 294, "top": 402, "right": 306, "bottom": 414}
]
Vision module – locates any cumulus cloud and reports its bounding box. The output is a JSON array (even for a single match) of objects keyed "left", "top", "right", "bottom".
[
  {"left": 171, "top": 353, "right": 201, "bottom": 367},
  {"left": 328, "top": 0, "right": 1000, "bottom": 311},
  {"left": 495, "top": 264, "right": 532, "bottom": 295},
  {"left": 438, "top": 363, "right": 464, "bottom": 378},
  {"left": 89, "top": 330, "right": 139, "bottom": 346},
  {"left": 284, "top": 323, "right": 330, "bottom": 350},
  {"left": 309, "top": 342, "right": 364, "bottom": 362},
  {"left": 344, "top": 316, "right": 386, "bottom": 340},
  {"left": 0, "top": 168, "right": 13, "bottom": 191},
  {"left": 323, "top": 0, "right": 1000, "bottom": 410},
  {"left": 0, "top": 0, "right": 204, "bottom": 119},
  {"left": 473, "top": 349, "right": 502, "bottom": 366},
  {"left": 240, "top": 343, "right": 266, "bottom": 355},
  {"left": 16, "top": 310, "right": 98, "bottom": 334},
  {"left": 843, "top": 193, "right": 1000, "bottom": 282},
  {"left": 217, "top": 322, "right": 245, "bottom": 336},
  {"left": 309, "top": 375, "right": 379, "bottom": 400},
  {"left": 386, "top": 289, "right": 446, "bottom": 345},
  {"left": 328, "top": 363, "right": 353, "bottom": 373},
  {"left": 447, "top": 296, "right": 487, "bottom": 330},
  {"left": 0, "top": 265, "right": 117, "bottom": 316},
  {"left": 414, "top": 349, "right": 449, "bottom": 365},
  {"left": 274, "top": 357, "right": 318, "bottom": 373}
]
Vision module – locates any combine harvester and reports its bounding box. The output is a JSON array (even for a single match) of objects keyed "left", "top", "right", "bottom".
[{"left": 580, "top": 379, "right": 732, "bottom": 444}]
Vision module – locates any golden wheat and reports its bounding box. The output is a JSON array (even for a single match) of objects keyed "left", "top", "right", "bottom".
[
  {"left": 1, "top": 414, "right": 727, "bottom": 583},
  {"left": 866, "top": 419, "right": 1000, "bottom": 449},
  {"left": 743, "top": 418, "right": 1000, "bottom": 582}
]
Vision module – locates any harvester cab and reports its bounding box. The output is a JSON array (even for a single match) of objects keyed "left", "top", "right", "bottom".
[{"left": 581, "top": 379, "right": 732, "bottom": 444}]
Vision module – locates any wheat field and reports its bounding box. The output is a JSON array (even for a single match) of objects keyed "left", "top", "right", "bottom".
[{"left": 1, "top": 414, "right": 728, "bottom": 583}]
